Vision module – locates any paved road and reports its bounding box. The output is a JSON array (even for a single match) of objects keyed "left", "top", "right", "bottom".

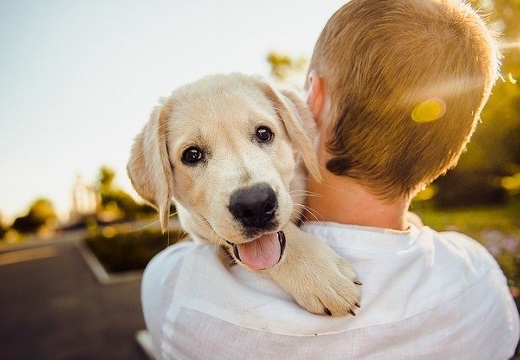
[{"left": 0, "top": 235, "right": 148, "bottom": 360}]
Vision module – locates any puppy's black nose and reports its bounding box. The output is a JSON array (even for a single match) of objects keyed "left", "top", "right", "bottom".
[{"left": 228, "top": 183, "right": 277, "bottom": 230}]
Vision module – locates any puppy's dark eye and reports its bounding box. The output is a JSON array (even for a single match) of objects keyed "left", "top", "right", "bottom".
[
  {"left": 182, "top": 146, "right": 204, "bottom": 165},
  {"left": 256, "top": 126, "right": 274, "bottom": 143}
]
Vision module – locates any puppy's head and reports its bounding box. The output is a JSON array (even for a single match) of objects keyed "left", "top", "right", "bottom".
[{"left": 127, "top": 73, "right": 320, "bottom": 269}]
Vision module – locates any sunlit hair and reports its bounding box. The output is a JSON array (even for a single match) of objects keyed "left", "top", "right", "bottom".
[{"left": 308, "top": 0, "right": 501, "bottom": 198}]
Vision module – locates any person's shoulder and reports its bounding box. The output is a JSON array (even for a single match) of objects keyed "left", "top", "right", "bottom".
[
  {"left": 141, "top": 240, "right": 216, "bottom": 341},
  {"left": 143, "top": 239, "right": 214, "bottom": 282},
  {"left": 145, "top": 240, "right": 195, "bottom": 273},
  {"left": 416, "top": 225, "right": 512, "bottom": 310},
  {"left": 424, "top": 227, "right": 519, "bottom": 357},
  {"left": 424, "top": 226, "right": 500, "bottom": 271}
]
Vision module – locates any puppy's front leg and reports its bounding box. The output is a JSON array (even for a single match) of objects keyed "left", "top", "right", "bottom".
[{"left": 266, "top": 223, "right": 361, "bottom": 316}]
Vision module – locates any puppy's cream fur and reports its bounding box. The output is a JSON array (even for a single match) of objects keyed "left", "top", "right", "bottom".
[{"left": 128, "top": 73, "right": 361, "bottom": 316}]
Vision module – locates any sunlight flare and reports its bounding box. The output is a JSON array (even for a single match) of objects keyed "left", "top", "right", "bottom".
[
  {"left": 500, "top": 40, "right": 520, "bottom": 50},
  {"left": 411, "top": 98, "right": 446, "bottom": 123}
]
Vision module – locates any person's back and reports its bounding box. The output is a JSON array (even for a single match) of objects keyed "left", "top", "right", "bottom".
[{"left": 141, "top": 0, "right": 520, "bottom": 358}]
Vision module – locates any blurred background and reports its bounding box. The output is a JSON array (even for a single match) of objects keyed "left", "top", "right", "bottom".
[{"left": 0, "top": 0, "right": 518, "bottom": 359}]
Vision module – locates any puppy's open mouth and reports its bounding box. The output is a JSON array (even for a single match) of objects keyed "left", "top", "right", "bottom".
[{"left": 227, "top": 231, "right": 286, "bottom": 270}]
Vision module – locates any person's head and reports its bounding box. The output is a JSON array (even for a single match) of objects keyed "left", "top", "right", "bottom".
[{"left": 306, "top": 0, "right": 500, "bottom": 200}]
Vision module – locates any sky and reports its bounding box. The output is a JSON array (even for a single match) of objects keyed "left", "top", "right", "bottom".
[{"left": 0, "top": 0, "right": 346, "bottom": 222}]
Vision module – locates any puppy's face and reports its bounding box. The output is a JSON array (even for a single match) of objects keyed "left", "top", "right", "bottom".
[
  {"left": 128, "top": 74, "right": 319, "bottom": 270},
  {"left": 168, "top": 77, "right": 297, "bottom": 245}
]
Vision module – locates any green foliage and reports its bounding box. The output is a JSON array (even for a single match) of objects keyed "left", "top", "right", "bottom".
[
  {"left": 84, "top": 227, "right": 186, "bottom": 273},
  {"left": 95, "top": 165, "right": 156, "bottom": 221},
  {"left": 0, "top": 216, "right": 6, "bottom": 240},
  {"left": 266, "top": 51, "right": 308, "bottom": 84},
  {"left": 456, "top": 0, "right": 520, "bottom": 174},
  {"left": 413, "top": 197, "right": 520, "bottom": 239},
  {"left": 419, "top": 0, "right": 520, "bottom": 206},
  {"left": 11, "top": 198, "right": 57, "bottom": 234},
  {"left": 97, "top": 166, "right": 116, "bottom": 193},
  {"left": 433, "top": 170, "right": 507, "bottom": 208}
]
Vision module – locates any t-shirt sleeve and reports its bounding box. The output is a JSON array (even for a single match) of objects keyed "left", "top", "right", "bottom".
[{"left": 141, "top": 241, "right": 194, "bottom": 358}]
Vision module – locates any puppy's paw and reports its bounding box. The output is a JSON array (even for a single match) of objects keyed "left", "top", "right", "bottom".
[
  {"left": 267, "top": 223, "right": 362, "bottom": 316},
  {"left": 293, "top": 252, "right": 362, "bottom": 316}
]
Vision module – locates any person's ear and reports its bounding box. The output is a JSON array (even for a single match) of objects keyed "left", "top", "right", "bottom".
[{"left": 306, "top": 69, "right": 327, "bottom": 128}]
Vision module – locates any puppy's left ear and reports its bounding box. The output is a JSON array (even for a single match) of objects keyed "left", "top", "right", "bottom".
[
  {"left": 258, "top": 82, "right": 322, "bottom": 182},
  {"left": 127, "top": 98, "right": 175, "bottom": 232}
]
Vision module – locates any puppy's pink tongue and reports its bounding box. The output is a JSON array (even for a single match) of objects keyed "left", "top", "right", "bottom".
[{"left": 236, "top": 232, "right": 281, "bottom": 270}]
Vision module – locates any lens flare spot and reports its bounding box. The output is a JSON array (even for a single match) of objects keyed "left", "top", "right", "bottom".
[
  {"left": 507, "top": 73, "right": 517, "bottom": 85},
  {"left": 411, "top": 98, "right": 446, "bottom": 123}
]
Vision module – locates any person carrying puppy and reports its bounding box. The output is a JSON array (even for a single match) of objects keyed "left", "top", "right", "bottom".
[{"left": 142, "top": 0, "right": 519, "bottom": 358}]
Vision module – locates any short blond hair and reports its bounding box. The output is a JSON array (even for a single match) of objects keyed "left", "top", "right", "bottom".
[{"left": 309, "top": 0, "right": 500, "bottom": 198}]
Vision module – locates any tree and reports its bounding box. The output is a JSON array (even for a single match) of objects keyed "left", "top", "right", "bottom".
[
  {"left": 457, "top": 0, "right": 520, "bottom": 172},
  {"left": 98, "top": 166, "right": 116, "bottom": 194},
  {"left": 266, "top": 51, "right": 308, "bottom": 86},
  {"left": 432, "top": 0, "right": 520, "bottom": 206},
  {"left": 0, "top": 214, "right": 7, "bottom": 240},
  {"left": 95, "top": 166, "right": 155, "bottom": 221},
  {"left": 11, "top": 198, "right": 57, "bottom": 234}
]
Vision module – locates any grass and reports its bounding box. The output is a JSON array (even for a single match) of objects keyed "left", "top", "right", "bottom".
[{"left": 412, "top": 199, "right": 520, "bottom": 240}]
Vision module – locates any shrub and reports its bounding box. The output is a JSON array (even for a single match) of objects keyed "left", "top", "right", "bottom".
[
  {"left": 84, "top": 227, "right": 186, "bottom": 273},
  {"left": 433, "top": 171, "right": 507, "bottom": 209}
]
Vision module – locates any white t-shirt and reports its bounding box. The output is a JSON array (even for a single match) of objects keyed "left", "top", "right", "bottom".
[{"left": 141, "top": 221, "right": 519, "bottom": 360}]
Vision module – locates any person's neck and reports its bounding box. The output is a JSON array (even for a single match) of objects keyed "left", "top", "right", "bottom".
[{"left": 304, "top": 172, "right": 411, "bottom": 231}]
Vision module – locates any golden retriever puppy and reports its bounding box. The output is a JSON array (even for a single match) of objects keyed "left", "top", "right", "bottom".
[{"left": 127, "top": 73, "right": 361, "bottom": 316}]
